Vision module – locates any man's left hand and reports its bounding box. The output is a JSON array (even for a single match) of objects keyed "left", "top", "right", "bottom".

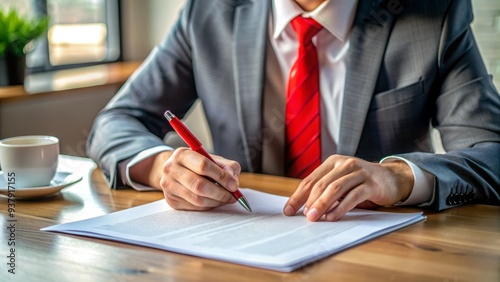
[{"left": 283, "top": 155, "right": 414, "bottom": 221}]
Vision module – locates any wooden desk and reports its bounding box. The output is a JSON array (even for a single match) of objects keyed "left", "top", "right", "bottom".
[{"left": 1, "top": 156, "right": 499, "bottom": 281}]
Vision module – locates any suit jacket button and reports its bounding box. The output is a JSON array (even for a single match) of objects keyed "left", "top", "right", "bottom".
[
  {"left": 446, "top": 195, "right": 453, "bottom": 206},
  {"left": 449, "top": 196, "right": 455, "bottom": 205}
]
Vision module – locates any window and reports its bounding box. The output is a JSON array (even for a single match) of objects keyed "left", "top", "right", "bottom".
[
  {"left": 471, "top": 0, "right": 500, "bottom": 90},
  {"left": 2, "top": 0, "right": 121, "bottom": 72}
]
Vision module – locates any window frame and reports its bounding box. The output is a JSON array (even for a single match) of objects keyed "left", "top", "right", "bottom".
[{"left": 27, "top": 0, "right": 122, "bottom": 74}]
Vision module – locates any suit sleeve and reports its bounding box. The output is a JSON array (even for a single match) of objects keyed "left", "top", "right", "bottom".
[
  {"left": 86, "top": 0, "right": 197, "bottom": 188},
  {"left": 397, "top": 0, "right": 500, "bottom": 210}
]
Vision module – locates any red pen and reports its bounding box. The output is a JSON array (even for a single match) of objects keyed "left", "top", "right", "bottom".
[{"left": 164, "top": 110, "right": 252, "bottom": 212}]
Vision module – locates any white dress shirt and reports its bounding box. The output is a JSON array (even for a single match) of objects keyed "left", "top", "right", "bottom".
[
  {"left": 271, "top": 0, "right": 356, "bottom": 156},
  {"left": 120, "top": 0, "right": 434, "bottom": 206}
]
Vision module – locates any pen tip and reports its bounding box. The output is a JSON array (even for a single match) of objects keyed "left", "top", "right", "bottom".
[{"left": 238, "top": 197, "right": 252, "bottom": 213}]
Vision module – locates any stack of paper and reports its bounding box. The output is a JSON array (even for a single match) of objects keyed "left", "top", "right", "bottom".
[{"left": 42, "top": 189, "right": 425, "bottom": 272}]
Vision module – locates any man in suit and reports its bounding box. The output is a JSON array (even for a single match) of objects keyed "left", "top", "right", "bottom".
[{"left": 87, "top": 0, "right": 500, "bottom": 221}]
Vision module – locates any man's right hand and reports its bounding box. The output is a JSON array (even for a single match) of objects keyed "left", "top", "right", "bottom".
[{"left": 129, "top": 148, "right": 241, "bottom": 211}]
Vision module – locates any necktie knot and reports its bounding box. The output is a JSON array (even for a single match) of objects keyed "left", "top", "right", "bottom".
[{"left": 291, "top": 16, "right": 322, "bottom": 44}]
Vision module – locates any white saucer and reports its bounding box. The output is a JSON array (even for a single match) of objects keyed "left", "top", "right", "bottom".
[{"left": 0, "top": 171, "right": 83, "bottom": 199}]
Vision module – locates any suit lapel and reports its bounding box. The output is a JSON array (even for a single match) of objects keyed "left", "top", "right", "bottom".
[
  {"left": 232, "top": 0, "right": 270, "bottom": 172},
  {"left": 338, "top": 0, "right": 395, "bottom": 156}
]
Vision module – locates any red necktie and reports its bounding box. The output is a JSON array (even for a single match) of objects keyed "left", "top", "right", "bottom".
[{"left": 285, "top": 16, "right": 322, "bottom": 178}]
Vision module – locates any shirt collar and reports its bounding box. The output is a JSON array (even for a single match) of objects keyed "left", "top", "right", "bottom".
[{"left": 272, "top": 0, "right": 358, "bottom": 42}]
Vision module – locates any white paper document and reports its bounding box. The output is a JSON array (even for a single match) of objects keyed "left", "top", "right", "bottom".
[{"left": 42, "top": 189, "right": 425, "bottom": 272}]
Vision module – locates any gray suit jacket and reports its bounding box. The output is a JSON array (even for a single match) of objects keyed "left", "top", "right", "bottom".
[{"left": 87, "top": 0, "right": 500, "bottom": 210}]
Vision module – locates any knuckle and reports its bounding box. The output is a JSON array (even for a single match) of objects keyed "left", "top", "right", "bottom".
[
  {"left": 176, "top": 147, "right": 190, "bottom": 154},
  {"left": 164, "top": 149, "right": 187, "bottom": 172},
  {"left": 301, "top": 177, "right": 316, "bottom": 190},
  {"left": 343, "top": 158, "right": 359, "bottom": 170},
  {"left": 216, "top": 168, "right": 226, "bottom": 182},
  {"left": 172, "top": 147, "right": 188, "bottom": 159},
  {"left": 326, "top": 155, "right": 338, "bottom": 163},
  {"left": 327, "top": 181, "right": 343, "bottom": 194},
  {"left": 222, "top": 192, "right": 233, "bottom": 203},
  {"left": 228, "top": 160, "right": 241, "bottom": 173},
  {"left": 162, "top": 160, "right": 173, "bottom": 173},
  {"left": 159, "top": 177, "right": 168, "bottom": 190},
  {"left": 189, "top": 194, "right": 206, "bottom": 209},
  {"left": 287, "top": 196, "right": 302, "bottom": 207},
  {"left": 313, "top": 179, "right": 329, "bottom": 192},
  {"left": 190, "top": 178, "right": 207, "bottom": 195},
  {"left": 315, "top": 197, "right": 330, "bottom": 210},
  {"left": 159, "top": 175, "right": 176, "bottom": 192},
  {"left": 197, "top": 157, "right": 212, "bottom": 172},
  {"left": 350, "top": 189, "right": 365, "bottom": 202},
  {"left": 190, "top": 194, "right": 206, "bottom": 207}
]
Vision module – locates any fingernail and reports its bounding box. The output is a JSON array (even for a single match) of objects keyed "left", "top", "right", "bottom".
[
  {"left": 303, "top": 207, "right": 309, "bottom": 215},
  {"left": 227, "top": 179, "right": 238, "bottom": 191},
  {"left": 284, "top": 205, "right": 295, "bottom": 216},
  {"left": 307, "top": 208, "right": 318, "bottom": 221}
]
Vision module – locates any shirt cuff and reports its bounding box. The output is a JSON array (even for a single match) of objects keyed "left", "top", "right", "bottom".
[
  {"left": 380, "top": 156, "right": 435, "bottom": 206},
  {"left": 118, "top": 146, "right": 173, "bottom": 191}
]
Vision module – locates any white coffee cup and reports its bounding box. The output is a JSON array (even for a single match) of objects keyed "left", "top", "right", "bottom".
[{"left": 0, "top": 135, "right": 59, "bottom": 188}]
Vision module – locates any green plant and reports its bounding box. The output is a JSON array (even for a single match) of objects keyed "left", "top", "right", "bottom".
[{"left": 0, "top": 9, "right": 48, "bottom": 57}]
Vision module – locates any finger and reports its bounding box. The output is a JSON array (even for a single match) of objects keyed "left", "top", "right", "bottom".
[
  {"left": 161, "top": 157, "right": 234, "bottom": 207},
  {"left": 283, "top": 176, "right": 317, "bottom": 216},
  {"left": 307, "top": 200, "right": 340, "bottom": 216},
  {"left": 185, "top": 185, "right": 232, "bottom": 208},
  {"left": 324, "top": 184, "right": 372, "bottom": 221},
  {"left": 302, "top": 156, "right": 357, "bottom": 212},
  {"left": 167, "top": 180, "right": 237, "bottom": 209},
  {"left": 181, "top": 149, "right": 239, "bottom": 194},
  {"left": 284, "top": 157, "right": 342, "bottom": 216},
  {"left": 177, "top": 169, "right": 235, "bottom": 205},
  {"left": 172, "top": 148, "right": 239, "bottom": 195},
  {"left": 164, "top": 189, "right": 214, "bottom": 211},
  {"left": 212, "top": 155, "right": 241, "bottom": 192},
  {"left": 325, "top": 200, "right": 340, "bottom": 213},
  {"left": 306, "top": 172, "right": 364, "bottom": 221},
  {"left": 161, "top": 175, "right": 221, "bottom": 210}
]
